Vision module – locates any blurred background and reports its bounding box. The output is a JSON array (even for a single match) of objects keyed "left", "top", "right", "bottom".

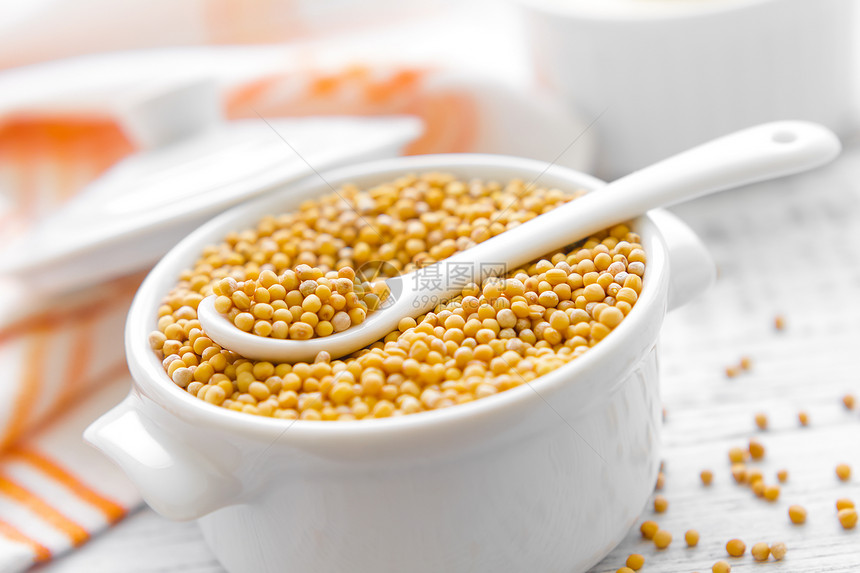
[{"left": 0, "top": 0, "right": 858, "bottom": 572}]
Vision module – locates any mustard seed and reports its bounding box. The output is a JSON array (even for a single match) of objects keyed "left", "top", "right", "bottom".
[
  {"left": 750, "top": 542, "right": 770, "bottom": 562},
  {"left": 728, "top": 447, "right": 747, "bottom": 464},
  {"left": 764, "top": 484, "right": 780, "bottom": 502},
  {"left": 685, "top": 529, "right": 700, "bottom": 547},
  {"left": 700, "top": 469, "right": 714, "bottom": 486},
  {"left": 788, "top": 505, "right": 807, "bottom": 524},
  {"left": 625, "top": 554, "right": 644, "bottom": 570},
  {"left": 653, "top": 529, "right": 672, "bottom": 549},
  {"left": 640, "top": 520, "right": 659, "bottom": 540},
  {"left": 754, "top": 412, "right": 767, "bottom": 430},
  {"left": 653, "top": 494, "right": 668, "bottom": 513},
  {"left": 726, "top": 538, "right": 746, "bottom": 557},
  {"left": 770, "top": 542, "right": 786, "bottom": 561},
  {"left": 712, "top": 561, "right": 731, "bottom": 573},
  {"left": 836, "top": 463, "right": 852, "bottom": 481},
  {"left": 838, "top": 508, "right": 858, "bottom": 529},
  {"left": 836, "top": 498, "right": 855, "bottom": 511},
  {"left": 748, "top": 439, "right": 765, "bottom": 460}
]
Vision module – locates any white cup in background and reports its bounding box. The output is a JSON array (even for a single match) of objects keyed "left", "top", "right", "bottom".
[{"left": 517, "top": 0, "right": 857, "bottom": 177}]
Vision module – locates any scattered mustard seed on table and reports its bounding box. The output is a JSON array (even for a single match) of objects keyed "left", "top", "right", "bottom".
[
  {"left": 653, "top": 529, "right": 672, "bottom": 550},
  {"left": 750, "top": 542, "right": 770, "bottom": 562},
  {"left": 770, "top": 542, "right": 787, "bottom": 560},
  {"left": 838, "top": 508, "right": 858, "bottom": 529},
  {"left": 625, "top": 554, "right": 644, "bottom": 570},
  {"left": 836, "top": 498, "right": 855, "bottom": 511},
  {"left": 685, "top": 529, "right": 700, "bottom": 547},
  {"left": 748, "top": 439, "right": 765, "bottom": 460},
  {"left": 788, "top": 504, "right": 807, "bottom": 524},
  {"left": 639, "top": 520, "right": 659, "bottom": 540},
  {"left": 725, "top": 538, "right": 746, "bottom": 557}
]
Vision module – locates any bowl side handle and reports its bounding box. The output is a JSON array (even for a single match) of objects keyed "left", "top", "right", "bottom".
[
  {"left": 84, "top": 393, "right": 238, "bottom": 521},
  {"left": 650, "top": 209, "right": 716, "bottom": 312}
]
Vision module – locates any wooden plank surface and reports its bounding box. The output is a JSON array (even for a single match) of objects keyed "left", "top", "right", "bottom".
[{"left": 37, "top": 144, "right": 860, "bottom": 573}]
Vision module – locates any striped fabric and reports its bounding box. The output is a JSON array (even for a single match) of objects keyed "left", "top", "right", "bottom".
[
  {"left": 0, "top": 115, "right": 147, "bottom": 571},
  {"left": 0, "top": 59, "right": 569, "bottom": 570}
]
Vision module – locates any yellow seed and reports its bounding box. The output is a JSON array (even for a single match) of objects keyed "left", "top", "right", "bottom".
[
  {"left": 653, "top": 529, "right": 672, "bottom": 550},
  {"left": 798, "top": 410, "right": 809, "bottom": 426},
  {"left": 214, "top": 296, "right": 233, "bottom": 314},
  {"left": 234, "top": 312, "right": 255, "bottom": 332},
  {"left": 836, "top": 498, "right": 855, "bottom": 511},
  {"left": 253, "top": 320, "right": 273, "bottom": 337},
  {"left": 777, "top": 469, "right": 788, "bottom": 483},
  {"left": 770, "top": 542, "right": 787, "bottom": 561},
  {"left": 739, "top": 356, "right": 752, "bottom": 370},
  {"left": 204, "top": 385, "right": 226, "bottom": 406},
  {"left": 754, "top": 412, "right": 767, "bottom": 430},
  {"left": 750, "top": 542, "right": 770, "bottom": 562},
  {"left": 731, "top": 463, "right": 747, "bottom": 484},
  {"left": 748, "top": 439, "right": 765, "bottom": 460},
  {"left": 616, "top": 568, "right": 634, "bottom": 573},
  {"left": 712, "top": 560, "right": 731, "bottom": 573},
  {"left": 639, "top": 520, "right": 659, "bottom": 540},
  {"left": 685, "top": 529, "right": 699, "bottom": 547},
  {"left": 838, "top": 508, "right": 858, "bottom": 529},
  {"left": 774, "top": 315, "right": 786, "bottom": 330},
  {"left": 764, "top": 484, "right": 780, "bottom": 502},
  {"left": 836, "top": 463, "right": 852, "bottom": 481},
  {"left": 728, "top": 447, "right": 747, "bottom": 464},
  {"left": 843, "top": 394, "right": 856, "bottom": 410},
  {"left": 599, "top": 306, "right": 624, "bottom": 329},
  {"left": 700, "top": 469, "right": 714, "bottom": 486},
  {"left": 653, "top": 494, "right": 668, "bottom": 513},
  {"left": 625, "top": 554, "right": 644, "bottom": 571},
  {"left": 752, "top": 480, "right": 766, "bottom": 498},
  {"left": 788, "top": 505, "right": 807, "bottom": 524},
  {"left": 726, "top": 538, "right": 746, "bottom": 557}
]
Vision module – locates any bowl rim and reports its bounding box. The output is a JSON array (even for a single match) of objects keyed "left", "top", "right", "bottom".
[
  {"left": 515, "top": 0, "right": 778, "bottom": 21},
  {"left": 125, "top": 153, "right": 669, "bottom": 441}
]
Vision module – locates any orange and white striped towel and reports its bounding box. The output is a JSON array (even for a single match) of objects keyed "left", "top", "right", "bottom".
[
  {"left": 0, "top": 381, "right": 138, "bottom": 570},
  {"left": 0, "top": 48, "right": 592, "bottom": 571}
]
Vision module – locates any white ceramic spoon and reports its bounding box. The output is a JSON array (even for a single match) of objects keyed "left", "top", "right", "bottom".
[{"left": 199, "top": 121, "right": 840, "bottom": 362}]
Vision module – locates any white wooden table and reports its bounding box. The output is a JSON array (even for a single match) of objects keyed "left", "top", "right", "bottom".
[{"left": 37, "top": 144, "right": 860, "bottom": 572}]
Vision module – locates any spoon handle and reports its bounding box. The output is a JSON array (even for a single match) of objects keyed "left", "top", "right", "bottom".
[{"left": 408, "top": 121, "right": 840, "bottom": 310}]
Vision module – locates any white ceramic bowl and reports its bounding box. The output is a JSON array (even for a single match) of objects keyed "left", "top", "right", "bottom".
[
  {"left": 86, "top": 154, "right": 715, "bottom": 573},
  {"left": 518, "top": 0, "right": 857, "bottom": 177}
]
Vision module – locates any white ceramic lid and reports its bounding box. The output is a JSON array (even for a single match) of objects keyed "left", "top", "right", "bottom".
[{"left": 0, "top": 79, "right": 422, "bottom": 295}]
